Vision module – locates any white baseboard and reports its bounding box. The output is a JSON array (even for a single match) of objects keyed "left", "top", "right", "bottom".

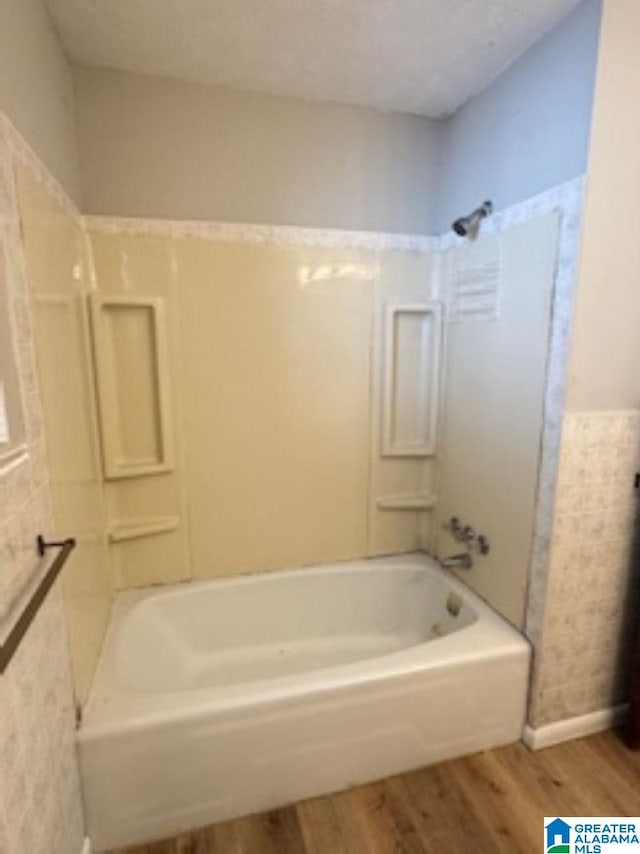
[
  {"left": 522, "top": 704, "right": 629, "bottom": 750},
  {"left": 81, "top": 837, "right": 92, "bottom": 854}
]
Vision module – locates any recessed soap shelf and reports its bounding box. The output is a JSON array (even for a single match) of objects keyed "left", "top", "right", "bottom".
[
  {"left": 90, "top": 294, "right": 174, "bottom": 480},
  {"left": 108, "top": 517, "right": 179, "bottom": 543},
  {"left": 377, "top": 494, "right": 436, "bottom": 512}
]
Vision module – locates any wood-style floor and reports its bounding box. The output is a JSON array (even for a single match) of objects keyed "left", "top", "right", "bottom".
[{"left": 112, "top": 731, "right": 640, "bottom": 854}]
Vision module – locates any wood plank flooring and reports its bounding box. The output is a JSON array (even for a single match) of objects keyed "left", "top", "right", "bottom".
[{"left": 112, "top": 730, "right": 640, "bottom": 854}]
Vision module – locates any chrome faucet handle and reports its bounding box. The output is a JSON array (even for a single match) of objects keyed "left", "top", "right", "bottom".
[
  {"left": 461, "top": 525, "right": 476, "bottom": 545},
  {"left": 442, "top": 516, "right": 463, "bottom": 538},
  {"left": 477, "top": 535, "right": 490, "bottom": 555},
  {"left": 443, "top": 517, "right": 490, "bottom": 556}
]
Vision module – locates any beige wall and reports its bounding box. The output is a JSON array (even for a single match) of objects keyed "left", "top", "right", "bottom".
[
  {"left": 74, "top": 66, "right": 442, "bottom": 234},
  {"left": 0, "top": 0, "right": 80, "bottom": 201},
  {"left": 566, "top": 0, "right": 640, "bottom": 412}
]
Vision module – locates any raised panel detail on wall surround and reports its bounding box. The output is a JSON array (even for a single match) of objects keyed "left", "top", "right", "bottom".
[
  {"left": 90, "top": 295, "right": 174, "bottom": 479},
  {"left": 381, "top": 303, "right": 442, "bottom": 458}
]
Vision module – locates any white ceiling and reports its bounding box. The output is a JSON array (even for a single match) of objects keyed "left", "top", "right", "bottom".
[{"left": 46, "top": 0, "right": 582, "bottom": 118}]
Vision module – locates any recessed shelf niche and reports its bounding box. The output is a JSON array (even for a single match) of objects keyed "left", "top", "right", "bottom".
[
  {"left": 381, "top": 302, "right": 442, "bottom": 458},
  {"left": 90, "top": 294, "right": 174, "bottom": 480}
]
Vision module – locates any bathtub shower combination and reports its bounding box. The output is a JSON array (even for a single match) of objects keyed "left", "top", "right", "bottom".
[
  {"left": 71, "top": 203, "right": 565, "bottom": 850},
  {"left": 10, "top": 145, "right": 573, "bottom": 852},
  {"left": 80, "top": 556, "right": 529, "bottom": 850}
]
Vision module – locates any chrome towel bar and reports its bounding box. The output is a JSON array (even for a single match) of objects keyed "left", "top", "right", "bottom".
[{"left": 0, "top": 535, "right": 76, "bottom": 674}]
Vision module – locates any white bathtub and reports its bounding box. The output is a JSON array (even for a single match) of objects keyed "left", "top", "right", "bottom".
[{"left": 79, "top": 554, "right": 530, "bottom": 851}]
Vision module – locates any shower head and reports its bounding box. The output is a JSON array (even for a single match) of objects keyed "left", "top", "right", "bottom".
[{"left": 452, "top": 200, "right": 493, "bottom": 239}]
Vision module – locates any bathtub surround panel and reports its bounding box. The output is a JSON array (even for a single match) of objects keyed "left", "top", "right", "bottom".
[
  {"left": 85, "top": 221, "right": 438, "bottom": 585},
  {"left": 367, "top": 251, "right": 440, "bottom": 557},
  {"left": 529, "top": 410, "right": 640, "bottom": 728},
  {"left": 84, "top": 178, "right": 585, "bottom": 606},
  {"left": 381, "top": 304, "right": 441, "bottom": 458},
  {"left": 88, "top": 230, "right": 190, "bottom": 589},
  {"left": 78, "top": 555, "right": 530, "bottom": 850},
  {"left": 90, "top": 294, "right": 175, "bottom": 479},
  {"left": 178, "top": 240, "right": 373, "bottom": 575},
  {"left": 437, "top": 213, "right": 561, "bottom": 627},
  {"left": 0, "top": 116, "right": 84, "bottom": 854},
  {"left": 16, "top": 164, "right": 112, "bottom": 704},
  {"left": 438, "top": 176, "right": 585, "bottom": 667},
  {"left": 447, "top": 236, "right": 502, "bottom": 323}
]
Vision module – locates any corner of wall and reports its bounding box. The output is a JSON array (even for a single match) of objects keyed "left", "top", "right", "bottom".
[{"left": 0, "top": 0, "right": 83, "bottom": 204}]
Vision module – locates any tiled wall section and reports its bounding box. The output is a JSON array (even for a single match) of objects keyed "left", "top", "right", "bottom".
[
  {"left": 0, "top": 133, "right": 52, "bottom": 620},
  {"left": 530, "top": 410, "right": 640, "bottom": 727},
  {"left": 0, "top": 592, "right": 84, "bottom": 853},
  {"left": 0, "top": 115, "right": 85, "bottom": 853}
]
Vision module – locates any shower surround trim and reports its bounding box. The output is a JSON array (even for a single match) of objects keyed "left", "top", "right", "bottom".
[
  {"left": 471, "top": 178, "right": 587, "bottom": 662},
  {"left": 84, "top": 215, "right": 440, "bottom": 253},
  {"left": 0, "top": 114, "right": 79, "bottom": 221}
]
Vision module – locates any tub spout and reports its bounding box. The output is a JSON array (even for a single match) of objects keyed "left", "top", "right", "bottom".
[{"left": 440, "top": 553, "right": 473, "bottom": 570}]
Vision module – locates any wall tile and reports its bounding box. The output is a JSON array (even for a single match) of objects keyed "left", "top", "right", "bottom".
[
  {"left": 530, "top": 410, "right": 640, "bottom": 726},
  {"left": 0, "top": 114, "right": 84, "bottom": 854}
]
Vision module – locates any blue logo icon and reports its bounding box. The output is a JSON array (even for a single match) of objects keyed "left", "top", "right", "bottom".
[{"left": 546, "top": 818, "right": 571, "bottom": 853}]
